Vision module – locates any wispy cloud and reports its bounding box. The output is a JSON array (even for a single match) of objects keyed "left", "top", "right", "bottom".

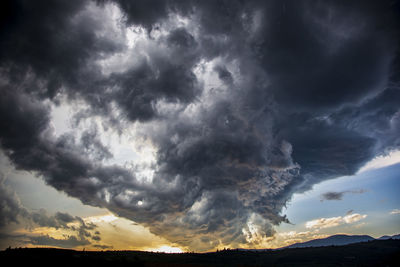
[
  {"left": 27, "top": 234, "right": 91, "bottom": 248},
  {"left": 305, "top": 216, "right": 343, "bottom": 229},
  {"left": 278, "top": 231, "right": 312, "bottom": 239},
  {"left": 305, "top": 213, "right": 367, "bottom": 229},
  {"left": 342, "top": 214, "right": 367, "bottom": 224},
  {"left": 390, "top": 209, "right": 400, "bottom": 215},
  {"left": 320, "top": 189, "right": 366, "bottom": 201},
  {"left": 346, "top": 209, "right": 354, "bottom": 215}
]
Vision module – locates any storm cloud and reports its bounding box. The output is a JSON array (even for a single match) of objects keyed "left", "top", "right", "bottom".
[
  {"left": 0, "top": 174, "right": 103, "bottom": 248},
  {"left": 0, "top": 0, "right": 399, "bottom": 250}
]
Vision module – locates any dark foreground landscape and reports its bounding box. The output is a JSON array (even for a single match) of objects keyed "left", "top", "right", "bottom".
[{"left": 1, "top": 239, "right": 400, "bottom": 267}]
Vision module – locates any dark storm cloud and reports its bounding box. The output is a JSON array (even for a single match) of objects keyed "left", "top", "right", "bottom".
[
  {"left": 102, "top": 0, "right": 190, "bottom": 30},
  {"left": 28, "top": 235, "right": 91, "bottom": 248},
  {"left": 80, "top": 125, "right": 113, "bottom": 161},
  {"left": 214, "top": 65, "right": 233, "bottom": 85},
  {"left": 0, "top": 0, "right": 123, "bottom": 99},
  {"left": 279, "top": 117, "right": 376, "bottom": 191},
  {"left": 167, "top": 27, "right": 196, "bottom": 48},
  {"left": 27, "top": 208, "right": 98, "bottom": 236},
  {"left": 92, "top": 235, "right": 101, "bottom": 241},
  {"left": 0, "top": 176, "right": 28, "bottom": 227},
  {"left": 0, "top": 86, "right": 193, "bottom": 229},
  {"left": 0, "top": 174, "right": 100, "bottom": 249},
  {"left": 0, "top": 0, "right": 399, "bottom": 251},
  {"left": 0, "top": 233, "right": 94, "bottom": 249},
  {"left": 257, "top": 0, "right": 397, "bottom": 112},
  {"left": 109, "top": 55, "right": 200, "bottom": 122},
  {"left": 330, "top": 87, "right": 400, "bottom": 150},
  {"left": 30, "top": 210, "right": 73, "bottom": 230},
  {"left": 55, "top": 212, "right": 76, "bottom": 224}
]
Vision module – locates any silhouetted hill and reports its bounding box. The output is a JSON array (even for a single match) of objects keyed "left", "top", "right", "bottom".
[
  {"left": 1, "top": 239, "right": 400, "bottom": 267},
  {"left": 285, "top": 234, "right": 374, "bottom": 248},
  {"left": 378, "top": 234, "right": 400, "bottom": 240}
]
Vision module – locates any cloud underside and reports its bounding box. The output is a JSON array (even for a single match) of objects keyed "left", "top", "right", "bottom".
[{"left": 0, "top": 0, "right": 399, "bottom": 251}]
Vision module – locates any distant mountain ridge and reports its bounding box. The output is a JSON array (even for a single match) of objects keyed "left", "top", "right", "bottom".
[
  {"left": 236, "top": 234, "right": 400, "bottom": 252},
  {"left": 378, "top": 234, "right": 400, "bottom": 240},
  {"left": 284, "top": 234, "right": 400, "bottom": 249},
  {"left": 285, "top": 234, "right": 374, "bottom": 248}
]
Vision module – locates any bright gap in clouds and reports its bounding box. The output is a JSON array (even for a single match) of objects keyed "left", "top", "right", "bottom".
[
  {"left": 84, "top": 214, "right": 118, "bottom": 224},
  {"left": 358, "top": 150, "right": 400, "bottom": 173},
  {"left": 150, "top": 246, "right": 183, "bottom": 253},
  {"left": 50, "top": 98, "right": 157, "bottom": 183}
]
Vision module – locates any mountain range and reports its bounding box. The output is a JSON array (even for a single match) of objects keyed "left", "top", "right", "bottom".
[
  {"left": 284, "top": 234, "right": 400, "bottom": 249},
  {"left": 378, "top": 234, "right": 400, "bottom": 240}
]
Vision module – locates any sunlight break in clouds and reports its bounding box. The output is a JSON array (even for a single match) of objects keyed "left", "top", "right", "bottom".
[
  {"left": 358, "top": 150, "right": 400, "bottom": 173},
  {"left": 84, "top": 214, "right": 118, "bottom": 224},
  {"left": 150, "top": 246, "right": 183, "bottom": 253}
]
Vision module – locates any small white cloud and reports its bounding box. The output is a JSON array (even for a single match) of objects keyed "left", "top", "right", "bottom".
[
  {"left": 305, "top": 216, "right": 343, "bottom": 229},
  {"left": 305, "top": 213, "right": 367, "bottom": 229},
  {"left": 278, "top": 231, "right": 311, "bottom": 239},
  {"left": 343, "top": 213, "right": 367, "bottom": 223},
  {"left": 390, "top": 209, "right": 400, "bottom": 215}
]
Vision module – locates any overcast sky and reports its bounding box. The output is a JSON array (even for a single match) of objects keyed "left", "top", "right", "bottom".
[{"left": 0, "top": 0, "right": 399, "bottom": 252}]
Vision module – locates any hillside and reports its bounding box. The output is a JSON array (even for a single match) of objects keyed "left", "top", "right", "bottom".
[
  {"left": 379, "top": 234, "right": 400, "bottom": 240},
  {"left": 285, "top": 234, "right": 375, "bottom": 248},
  {"left": 1, "top": 239, "right": 399, "bottom": 267}
]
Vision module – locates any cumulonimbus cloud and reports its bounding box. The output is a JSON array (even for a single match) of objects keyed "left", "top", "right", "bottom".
[{"left": 0, "top": 0, "right": 399, "bottom": 251}]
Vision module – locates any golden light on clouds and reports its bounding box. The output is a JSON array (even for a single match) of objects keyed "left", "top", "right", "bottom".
[
  {"left": 0, "top": 208, "right": 387, "bottom": 252},
  {"left": 82, "top": 214, "right": 184, "bottom": 251},
  {"left": 84, "top": 214, "right": 118, "bottom": 224},
  {"left": 305, "top": 214, "right": 367, "bottom": 229}
]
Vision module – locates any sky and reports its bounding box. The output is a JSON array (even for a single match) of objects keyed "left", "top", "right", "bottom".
[{"left": 0, "top": 0, "right": 399, "bottom": 252}]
